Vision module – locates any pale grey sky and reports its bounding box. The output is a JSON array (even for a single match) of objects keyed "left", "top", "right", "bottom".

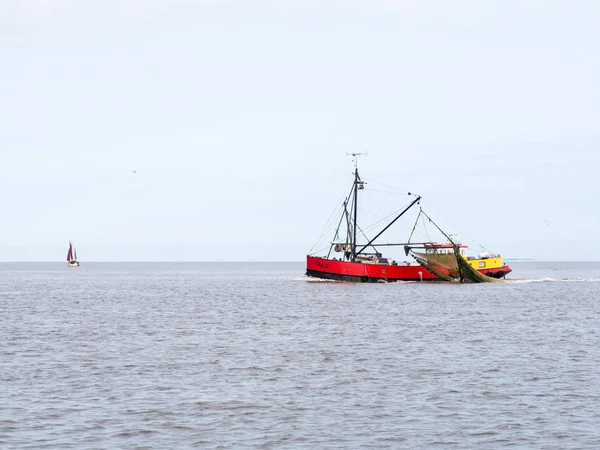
[{"left": 1, "top": 0, "right": 598, "bottom": 261}]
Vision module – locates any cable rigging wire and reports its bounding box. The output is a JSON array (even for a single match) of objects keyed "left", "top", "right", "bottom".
[
  {"left": 308, "top": 180, "right": 355, "bottom": 254},
  {"left": 369, "top": 179, "right": 494, "bottom": 252},
  {"left": 421, "top": 211, "right": 432, "bottom": 242},
  {"left": 420, "top": 199, "right": 492, "bottom": 253},
  {"left": 357, "top": 199, "right": 418, "bottom": 236},
  {"left": 367, "top": 181, "right": 412, "bottom": 195}
]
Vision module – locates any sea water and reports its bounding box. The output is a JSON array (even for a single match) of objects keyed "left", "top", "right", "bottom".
[{"left": 1, "top": 261, "right": 600, "bottom": 448}]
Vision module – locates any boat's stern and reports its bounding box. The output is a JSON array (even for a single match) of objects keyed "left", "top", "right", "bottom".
[{"left": 466, "top": 255, "right": 511, "bottom": 279}]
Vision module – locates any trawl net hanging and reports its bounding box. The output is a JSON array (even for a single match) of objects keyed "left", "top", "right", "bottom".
[{"left": 411, "top": 244, "right": 503, "bottom": 283}]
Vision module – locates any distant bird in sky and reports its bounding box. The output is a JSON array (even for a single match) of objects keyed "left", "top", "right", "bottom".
[
  {"left": 132, "top": 170, "right": 137, "bottom": 174},
  {"left": 545, "top": 220, "right": 551, "bottom": 225}
]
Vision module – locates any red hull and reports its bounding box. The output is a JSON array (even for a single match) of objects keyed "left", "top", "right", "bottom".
[
  {"left": 307, "top": 256, "right": 437, "bottom": 282},
  {"left": 306, "top": 256, "right": 512, "bottom": 282}
]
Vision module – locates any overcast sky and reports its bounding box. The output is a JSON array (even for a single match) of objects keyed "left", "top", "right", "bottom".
[{"left": 1, "top": 0, "right": 598, "bottom": 261}]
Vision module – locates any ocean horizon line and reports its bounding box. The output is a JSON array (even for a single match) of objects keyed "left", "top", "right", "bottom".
[
  {"left": 0, "top": 260, "right": 305, "bottom": 263},
  {"left": 2, "top": 260, "right": 600, "bottom": 264}
]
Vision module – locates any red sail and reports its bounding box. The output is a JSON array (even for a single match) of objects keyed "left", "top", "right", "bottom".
[{"left": 67, "top": 242, "right": 73, "bottom": 261}]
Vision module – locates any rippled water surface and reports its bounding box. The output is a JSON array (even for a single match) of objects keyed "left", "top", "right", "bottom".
[{"left": 2, "top": 261, "right": 600, "bottom": 449}]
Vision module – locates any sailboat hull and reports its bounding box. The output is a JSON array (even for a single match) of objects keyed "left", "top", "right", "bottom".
[
  {"left": 306, "top": 256, "right": 511, "bottom": 282},
  {"left": 66, "top": 241, "right": 80, "bottom": 266}
]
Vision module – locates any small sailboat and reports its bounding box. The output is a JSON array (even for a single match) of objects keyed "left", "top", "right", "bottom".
[{"left": 67, "top": 241, "right": 80, "bottom": 267}]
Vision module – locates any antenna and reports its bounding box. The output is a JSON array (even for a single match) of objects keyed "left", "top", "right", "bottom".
[{"left": 346, "top": 152, "right": 367, "bottom": 172}]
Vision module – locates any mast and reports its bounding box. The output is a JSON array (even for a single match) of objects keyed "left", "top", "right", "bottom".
[
  {"left": 352, "top": 167, "right": 358, "bottom": 261},
  {"left": 347, "top": 153, "right": 365, "bottom": 262}
]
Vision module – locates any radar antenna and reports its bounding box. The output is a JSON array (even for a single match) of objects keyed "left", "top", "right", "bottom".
[{"left": 346, "top": 152, "right": 367, "bottom": 172}]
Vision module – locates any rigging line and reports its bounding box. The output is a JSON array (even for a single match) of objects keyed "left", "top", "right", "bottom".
[
  {"left": 355, "top": 195, "right": 421, "bottom": 256},
  {"left": 344, "top": 207, "right": 352, "bottom": 245},
  {"left": 343, "top": 189, "right": 378, "bottom": 256},
  {"left": 308, "top": 201, "right": 344, "bottom": 254},
  {"left": 339, "top": 180, "right": 360, "bottom": 256},
  {"left": 367, "top": 188, "right": 414, "bottom": 196},
  {"left": 421, "top": 213, "right": 431, "bottom": 242},
  {"left": 312, "top": 245, "right": 333, "bottom": 256},
  {"left": 361, "top": 189, "right": 387, "bottom": 223},
  {"left": 407, "top": 209, "right": 423, "bottom": 244},
  {"left": 420, "top": 209, "right": 456, "bottom": 245},
  {"left": 309, "top": 203, "right": 345, "bottom": 255},
  {"left": 359, "top": 190, "right": 385, "bottom": 227},
  {"left": 347, "top": 189, "right": 356, "bottom": 246},
  {"left": 368, "top": 181, "right": 411, "bottom": 195},
  {"left": 360, "top": 212, "right": 399, "bottom": 234},
  {"left": 356, "top": 224, "right": 378, "bottom": 254},
  {"left": 421, "top": 199, "right": 491, "bottom": 252},
  {"left": 410, "top": 228, "right": 436, "bottom": 241},
  {"left": 327, "top": 199, "right": 349, "bottom": 259},
  {"left": 359, "top": 199, "right": 417, "bottom": 234},
  {"left": 308, "top": 181, "right": 354, "bottom": 253}
]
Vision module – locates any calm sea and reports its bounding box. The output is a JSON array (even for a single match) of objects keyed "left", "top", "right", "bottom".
[{"left": 1, "top": 261, "right": 600, "bottom": 449}]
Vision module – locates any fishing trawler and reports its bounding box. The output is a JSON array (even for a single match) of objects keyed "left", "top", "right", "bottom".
[
  {"left": 306, "top": 154, "right": 512, "bottom": 283},
  {"left": 67, "top": 241, "right": 79, "bottom": 267}
]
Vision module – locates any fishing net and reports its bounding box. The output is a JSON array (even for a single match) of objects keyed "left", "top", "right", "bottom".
[
  {"left": 411, "top": 245, "right": 504, "bottom": 283},
  {"left": 411, "top": 252, "right": 460, "bottom": 282}
]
